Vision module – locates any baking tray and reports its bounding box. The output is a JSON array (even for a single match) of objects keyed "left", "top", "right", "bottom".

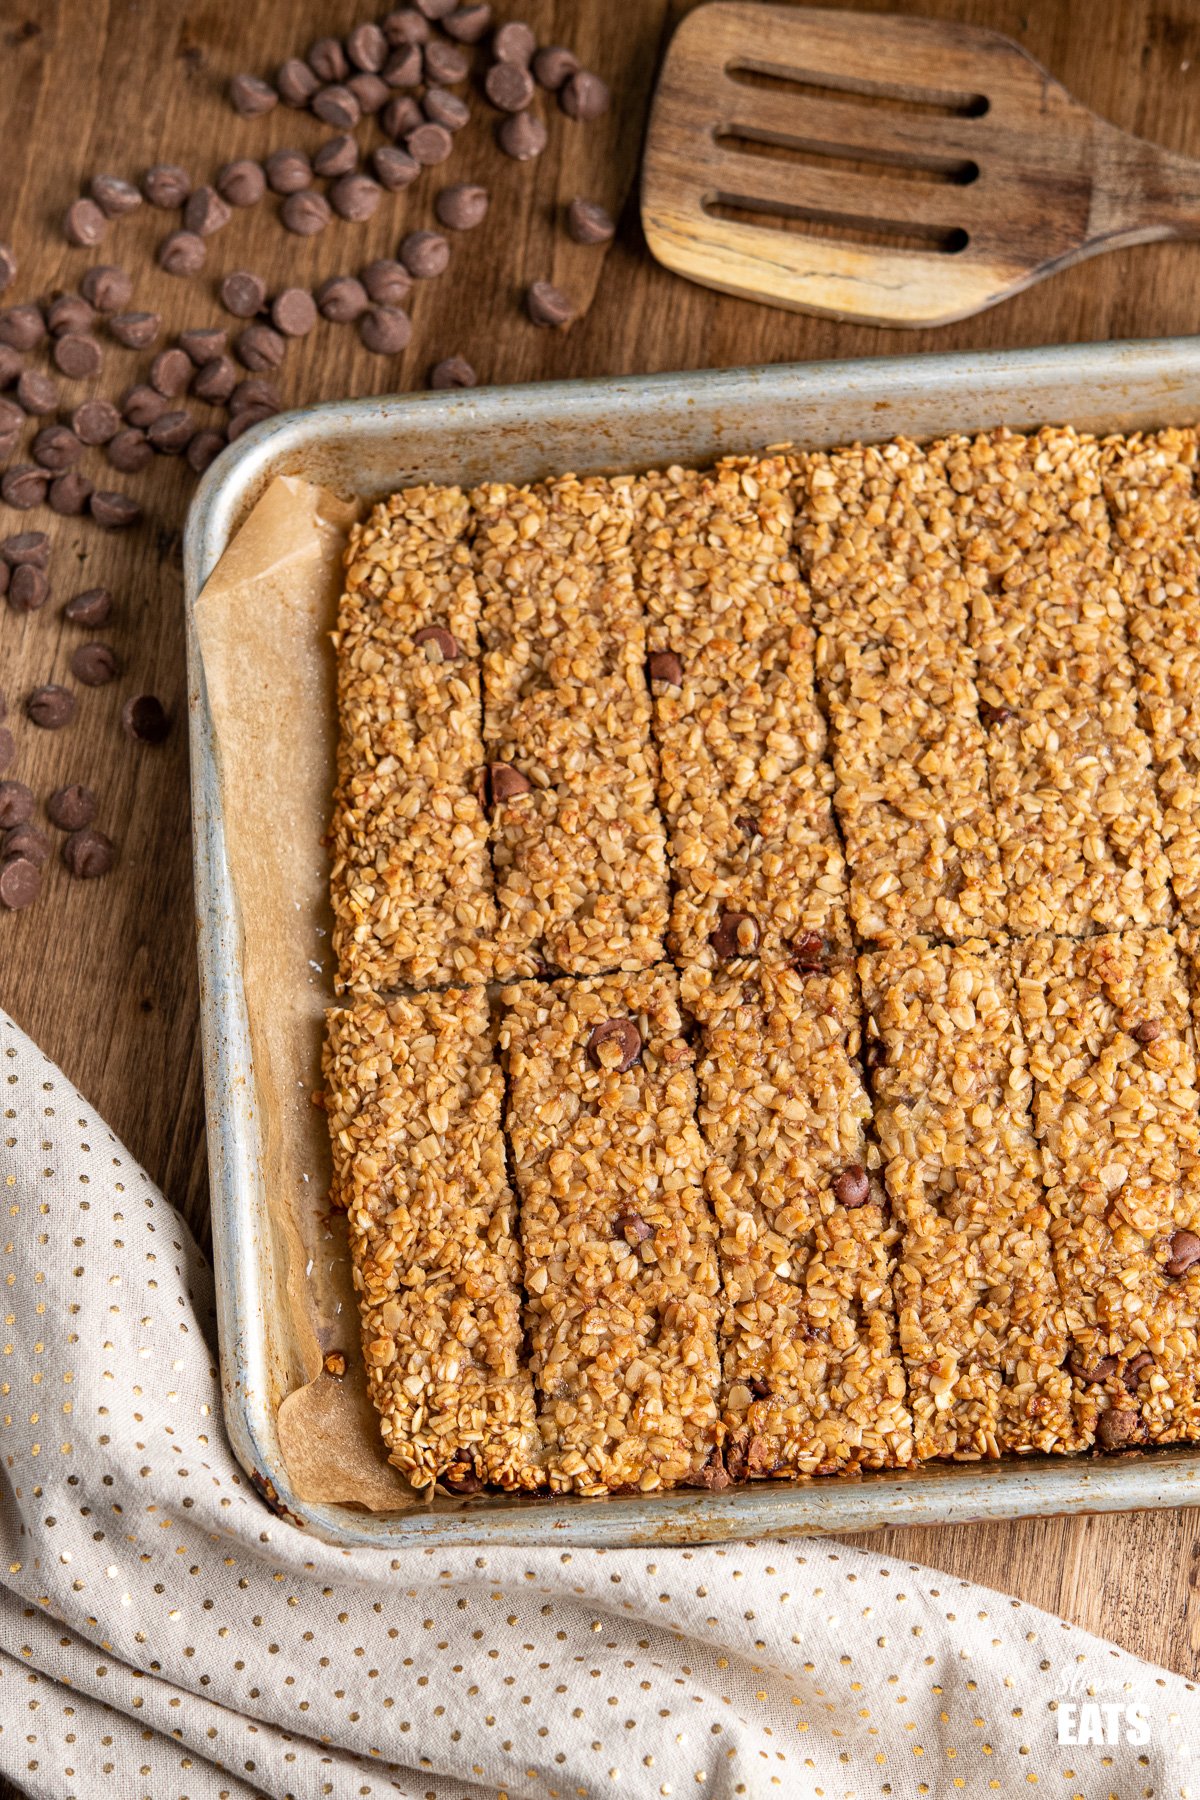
[{"left": 184, "top": 335, "right": 1200, "bottom": 1547}]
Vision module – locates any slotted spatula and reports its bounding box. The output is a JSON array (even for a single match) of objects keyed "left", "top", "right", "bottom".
[{"left": 641, "top": 3, "right": 1200, "bottom": 327}]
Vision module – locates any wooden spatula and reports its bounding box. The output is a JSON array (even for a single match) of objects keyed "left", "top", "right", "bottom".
[{"left": 641, "top": 3, "right": 1200, "bottom": 328}]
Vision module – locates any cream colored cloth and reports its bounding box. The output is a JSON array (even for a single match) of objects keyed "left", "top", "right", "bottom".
[{"left": 0, "top": 1008, "right": 1197, "bottom": 1800}]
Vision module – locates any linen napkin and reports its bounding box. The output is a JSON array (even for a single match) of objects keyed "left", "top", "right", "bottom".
[{"left": 0, "top": 1005, "right": 1196, "bottom": 1800}]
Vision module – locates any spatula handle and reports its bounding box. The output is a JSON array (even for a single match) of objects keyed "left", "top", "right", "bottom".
[{"left": 1092, "top": 122, "right": 1200, "bottom": 248}]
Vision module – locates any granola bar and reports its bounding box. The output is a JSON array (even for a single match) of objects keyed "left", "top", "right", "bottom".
[
  {"left": 472, "top": 474, "right": 670, "bottom": 978},
  {"left": 636, "top": 456, "right": 850, "bottom": 971},
  {"left": 1016, "top": 929, "right": 1200, "bottom": 1450},
  {"left": 499, "top": 966, "right": 721, "bottom": 1493},
  {"left": 683, "top": 958, "right": 912, "bottom": 1477},
  {"left": 324, "top": 986, "right": 543, "bottom": 1491},
  {"left": 943, "top": 427, "right": 1171, "bottom": 937},
  {"left": 860, "top": 938, "right": 1076, "bottom": 1459},
  {"left": 794, "top": 440, "right": 1008, "bottom": 943},
  {"left": 329, "top": 484, "right": 496, "bottom": 992},
  {"left": 1101, "top": 428, "right": 1200, "bottom": 923}
]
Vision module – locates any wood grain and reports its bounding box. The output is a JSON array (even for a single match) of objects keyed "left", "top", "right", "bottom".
[{"left": 2, "top": 0, "right": 1200, "bottom": 1682}]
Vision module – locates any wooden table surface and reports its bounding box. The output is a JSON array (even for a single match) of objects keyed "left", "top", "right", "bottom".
[{"left": 4, "top": 0, "right": 1200, "bottom": 1682}]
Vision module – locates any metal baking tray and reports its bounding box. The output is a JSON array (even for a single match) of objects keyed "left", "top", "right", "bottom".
[{"left": 184, "top": 336, "right": 1200, "bottom": 1547}]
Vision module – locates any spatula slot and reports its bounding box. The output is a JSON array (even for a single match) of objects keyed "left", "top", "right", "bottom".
[
  {"left": 725, "top": 61, "right": 990, "bottom": 120},
  {"left": 703, "top": 193, "right": 971, "bottom": 256},
  {"left": 714, "top": 128, "right": 980, "bottom": 187}
]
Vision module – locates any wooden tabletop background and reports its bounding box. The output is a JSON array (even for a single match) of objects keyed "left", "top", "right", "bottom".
[{"left": 3, "top": 0, "right": 1200, "bottom": 1683}]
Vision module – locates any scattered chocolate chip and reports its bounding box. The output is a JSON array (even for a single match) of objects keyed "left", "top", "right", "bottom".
[
  {"left": 265, "top": 148, "right": 313, "bottom": 195},
  {"left": 0, "top": 781, "right": 33, "bottom": 828},
  {"left": 710, "top": 908, "right": 760, "bottom": 958},
  {"left": 648, "top": 650, "right": 683, "bottom": 686},
  {"left": 735, "top": 813, "right": 760, "bottom": 841},
  {"left": 831, "top": 1165, "right": 870, "bottom": 1208},
  {"left": 0, "top": 397, "right": 20, "bottom": 437},
  {"left": 430, "top": 355, "right": 476, "bottom": 389},
  {"left": 178, "top": 328, "right": 227, "bottom": 367},
  {"left": 314, "top": 134, "right": 359, "bottom": 179},
  {"left": 312, "top": 83, "right": 361, "bottom": 130},
  {"left": 329, "top": 173, "right": 383, "bottom": 222},
  {"left": 71, "top": 398, "right": 121, "bottom": 445},
  {"left": 532, "top": 44, "right": 579, "bottom": 90},
  {"left": 0, "top": 243, "right": 16, "bottom": 293},
  {"left": 0, "top": 345, "right": 22, "bottom": 387},
  {"left": 148, "top": 409, "right": 194, "bottom": 454},
  {"left": 308, "top": 35, "right": 348, "bottom": 81},
  {"left": 141, "top": 163, "right": 192, "bottom": 208},
  {"left": 109, "top": 310, "right": 161, "bottom": 349},
  {"left": 979, "top": 699, "right": 1014, "bottom": 728},
  {"left": 0, "top": 304, "right": 44, "bottom": 351},
  {"left": 485, "top": 59, "right": 534, "bottom": 111},
  {"left": 423, "top": 44, "right": 466, "bottom": 88},
  {"left": 498, "top": 110, "right": 547, "bottom": 161},
  {"left": 276, "top": 58, "right": 320, "bottom": 109},
  {"left": 1, "top": 467, "right": 49, "bottom": 510},
  {"left": 71, "top": 641, "right": 119, "bottom": 686},
  {"left": 792, "top": 931, "right": 826, "bottom": 972},
  {"left": 49, "top": 470, "right": 94, "bottom": 516},
  {"left": 64, "top": 197, "right": 108, "bottom": 247},
  {"left": 280, "top": 191, "right": 331, "bottom": 236},
  {"left": 490, "top": 762, "right": 531, "bottom": 803},
  {"left": 358, "top": 306, "right": 412, "bottom": 354},
  {"left": 220, "top": 270, "right": 268, "bottom": 318},
  {"left": 229, "top": 378, "right": 282, "bottom": 416},
  {"left": 525, "top": 279, "right": 573, "bottom": 327},
  {"left": 1124, "top": 1351, "right": 1154, "bottom": 1389},
  {"left": 1164, "top": 1227, "right": 1200, "bottom": 1276},
  {"left": 8, "top": 563, "right": 49, "bottom": 611},
  {"left": 47, "top": 783, "right": 96, "bottom": 830},
  {"left": 122, "top": 693, "right": 170, "bottom": 743},
  {"left": 158, "top": 230, "right": 207, "bottom": 277},
  {"left": 52, "top": 333, "right": 102, "bottom": 380},
  {"left": 400, "top": 230, "right": 450, "bottom": 279},
  {"left": 316, "top": 275, "right": 370, "bottom": 323},
  {"left": 382, "top": 47, "right": 423, "bottom": 91},
  {"left": 406, "top": 121, "right": 454, "bottom": 164},
  {"left": 27, "top": 684, "right": 76, "bottom": 729},
  {"left": 436, "top": 182, "right": 489, "bottom": 230},
  {"left": 230, "top": 72, "right": 278, "bottom": 117},
  {"left": 122, "top": 384, "right": 167, "bottom": 427},
  {"left": 613, "top": 1210, "right": 653, "bottom": 1244},
  {"left": 372, "top": 145, "right": 421, "bottom": 190},
  {"left": 225, "top": 406, "right": 275, "bottom": 442},
  {"left": 692, "top": 1446, "right": 732, "bottom": 1491},
  {"left": 561, "top": 69, "right": 610, "bottom": 119},
  {"left": 567, "top": 197, "right": 615, "bottom": 244},
  {"left": 271, "top": 289, "right": 318, "bottom": 338},
  {"left": 64, "top": 587, "right": 112, "bottom": 626},
  {"left": 0, "top": 532, "right": 48, "bottom": 567},
  {"left": 186, "top": 428, "right": 225, "bottom": 474},
  {"left": 16, "top": 368, "right": 59, "bottom": 414},
  {"left": 217, "top": 159, "right": 267, "bottom": 208},
  {"left": 424, "top": 86, "right": 470, "bottom": 130},
  {"left": 493, "top": 19, "right": 536, "bottom": 63},
  {"left": 347, "top": 71, "right": 390, "bottom": 113},
  {"left": 586, "top": 1018, "right": 643, "bottom": 1073},
  {"left": 347, "top": 20, "right": 388, "bottom": 71},
  {"left": 1133, "top": 1018, "right": 1163, "bottom": 1045},
  {"left": 444, "top": 3, "right": 492, "bottom": 42},
  {"left": 32, "top": 424, "right": 82, "bottom": 472},
  {"left": 63, "top": 826, "right": 114, "bottom": 878},
  {"left": 46, "top": 293, "right": 95, "bottom": 337},
  {"left": 413, "top": 624, "right": 460, "bottom": 659},
  {"left": 386, "top": 6, "right": 432, "bottom": 45},
  {"left": 361, "top": 259, "right": 412, "bottom": 306},
  {"left": 149, "top": 346, "right": 193, "bottom": 397},
  {"left": 1096, "top": 1407, "right": 1144, "bottom": 1450},
  {"left": 4, "top": 825, "right": 47, "bottom": 866},
  {"left": 235, "top": 324, "right": 286, "bottom": 371},
  {"left": 416, "top": 0, "right": 457, "bottom": 16},
  {"left": 0, "top": 855, "right": 39, "bottom": 909},
  {"left": 81, "top": 264, "right": 132, "bottom": 313},
  {"left": 184, "top": 186, "right": 231, "bottom": 238},
  {"left": 106, "top": 428, "right": 153, "bottom": 473},
  {"left": 89, "top": 490, "right": 142, "bottom": 529}
]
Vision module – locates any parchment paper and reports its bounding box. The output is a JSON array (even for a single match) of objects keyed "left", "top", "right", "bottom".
[{"left": 194, "top": 475, "right": 414, "bottom": 1510}]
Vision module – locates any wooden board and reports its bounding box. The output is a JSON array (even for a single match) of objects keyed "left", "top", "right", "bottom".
[{"left": 2, "top": 0, "right": 1200, "bottom": 1682}]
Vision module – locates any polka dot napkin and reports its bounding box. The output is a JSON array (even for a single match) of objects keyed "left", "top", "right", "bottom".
[{"left": 1, "top": 1006, "right": 1197, "bottom": 1800}]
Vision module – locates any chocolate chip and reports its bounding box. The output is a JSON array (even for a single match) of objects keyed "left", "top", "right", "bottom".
[
  {"left": 0, "top": 304, "right": 44, "bottom": 351},
  {"left": 49, "top": 470, "right": 94, "bottom": 516},
  {"left": 979, "top": 700, "right": 1013, "bottom": 728},
  {"left": 89, "top": 490, "right": 142, "bottom": 530},
  {"left": 280, "top": 191, "right": 331, "bottom": 237},
  {"left": 648, "top": 650, "right": 682, "bottom": 687},
  {"left": 441, "top": 1465, "right": 484, "bottom": 1495},
  {"left": 735, "top": 813, "right": 760, "bottom": 842},
  {"left": 1124, "top": 1351, "right": 1154, "bottom": 1389},
  {"left": 371, "top": 145, "right": 421, "bottom": 191},
  {"left": 81, "top": 264, "right": 133, "bottom": 312},
  {"left": 27, "top": 684, "right": 76, "bottom": 729},
  {"left": 586, "top": 1018, "right": 642, "bottom": 1073},
  {"left": 532, "top": 44, "right": 579, "bottom": 89},
  {"left": 276, "top": 58, "right": 320, "bottom": 109},
  {"left": 0, "top": 781, "right": 33, "bottom": 828},
  {"left": 527, "top": 279, "right": 575, "bottom": 328},
  {"left": 314, "top": 134, "right": 359, "bottom": 179},
  {"left": 308, "top": 35, "right": 348, "bottom": 81},
  {"left": 32, "top": 424, "right": 82, "bottom": 472},
  {"left": 312, "top": 83, "right": 361, "bottom": 130},
  {"left": 436, "top": 183, "right": 489, "bottom": 230},
  {"left": 4, "top": 826, "right": 47, "bottom": 866},
  {"left": 122, "top": 693, "right": 169, "bottom": 743},
  {"left": 265, "top": 148, "right": 313, "bottom": 195},
  {"left": 71, "top": 399, "right": 121, "bottom": 444},
  {"left": 62, "top": 826, "right": 114, "bottom": 878},
  {"left": 47, "top": 783, "right": 96, "bottom": 830},
  {"left": 229, "top": 378, "right": 282, "bottom": 416},
  {"left": 8, "top": 564, "right": 50, "bottom": 612},
  {"left": 1133, "top": 1018, "right": 1163, "bottom": 1045},
  {"left": 406, "top": 121, "right": 454, "bottom": 164},
  {"left": 1164, "top": 1228, "right": 1200, "bottom": 1276},
  {"left": 148, "top": 410, "right": 194, "bottom": 454},
  {"left": 217, "top": 160, "right": 267, "bottom": 209},
  {"left": 0, "top": 397, "right": 20, "bottom": 437},
  {"left": 0, "top": 855, "right": 39, "bottom": 909},
  {"left": 225, "top": 406, "right": 275, "bottom": 443},
  {"left": 0, "top": 243, "right": 16, "bottom": 293},
  {"left": 385, "top": 6, "right": 432, "bottom": 44},
  {"left": 316, "top": 275, "right": 370, "bottom": 323},
  {"left": 0, "top": 345, "right": 22, "bottom": 388},
  {"left": 220, "top": 271, "right": 268, "bottom": 318},
  {"left": 64, "top": 197, "right": 108, "bottom": 247},
  {"left": 16, "top": 368, "right": 59, "bottom": 414},
  {"left": 47, "top": 293, "right": 95, "bottom": 336},
  {"left": 109, "top": 311, "right": 161, "bottom": 349},
  {"left": 347, "top": 20, "right": 388, "bottom": 71},
  {"left": 329, "top": 173, "right": 383, "bottom": 222},
  {"left": 64, "top": 586, "right": 112, "bottom": 626},
  {"left": 1096, "top": 1408, "right": 1144, "bottom": 1450},
  {"left": 498, "top": 110, "right": 547, "bottom": 161},
  {"left": 122, "top": 384, "right": 167, "bottom": 427},
  {"left": 106, "top": 428, "right": 152, "bottom": 473},
  {"left": 1067, "top": 1349, "right": 1118, "bottom": 1383},
  {"left": 692, "top": 1446, "right": 732, "bottom": 1491},
  {"left": 361, "top": 260, "right": 412, "bottom": 306},
  {"left": 413, "top": 624, "right": 460, "bottom": 660},
  {"left": 382, "top": 46, "right": 423, "bottom": 91},
  {"left": 235, "top": 325, "right": 286, "bottom": 372},
  {"left": 443, "top": 4, "right": 492, "bottom": 42},
  {"left": 485, "top": 59, "right": 534, "bottom": 111},
  {"left": 158, "top": 231, "right": 207, "bottom": 277},
  {"left": 561, "top": 70, "right": 610, "bottom": 119},
  {"left": 567, "top": 197, "right": 615, "bottom": 244},
  {"left": 150, "top": 347, "right": 193, "bottom": 397},
  {"left": 142, "top": 163, "right": 192, "bottom": 208},
  {"left": 400, "top": 230, "right": 450, "bottom": 279},
  {"left": 490, "top": 762, "right": 531, "bottom": 803},
  {"left": 184, "top": 186, "right": 231, "bottom": 238},
  {"left": 430, "top": 355, "right": 476, "bottom": 389},
  {"left": 416, "top": 0, "right": 457, "bottom": 16},
  {"left": 271, "top": 289, "right": 318, "bottom": 337},
  {"left": 792, "top": 931, "right": 826, "bottom": 972},
  {"left": 613, "top": 1210, "right": 653, "bottom": 1244},
  {"left": 358, "top": 306, "right": 412, "bottom": 355},
  {"left": 52, "top": 334, "right": 102, "bottom": 380},
  {"left": 0, "top": 532, "right": 48, "bottom": 567},
  {"left": 710, "top": 909, "right": 760, "bottom": 958},
  {"left": 424, "top": 87, "right": 470, "bottom": 130},
  {"left": 493, "top": 19, "right": 536, "bottom": 63},
  {"left": 179, "top": 328, "right": 227, "bottom": 367},
  {"left": 229, "top": 73, "right": 278, "bottom": 117},
  {"left": 1, "top": 467, "right": 49, "bottom": 510},
  {"left": 186, "top": 428, "right": 226, "bottom": 474},
  {"left": 347, "top": 71, "right": 390, "bottom": 114}
]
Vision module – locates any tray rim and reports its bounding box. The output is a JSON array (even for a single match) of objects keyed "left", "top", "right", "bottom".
[{"left": 183, "top": 336, "right": 1200, "bottom": 1548}]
